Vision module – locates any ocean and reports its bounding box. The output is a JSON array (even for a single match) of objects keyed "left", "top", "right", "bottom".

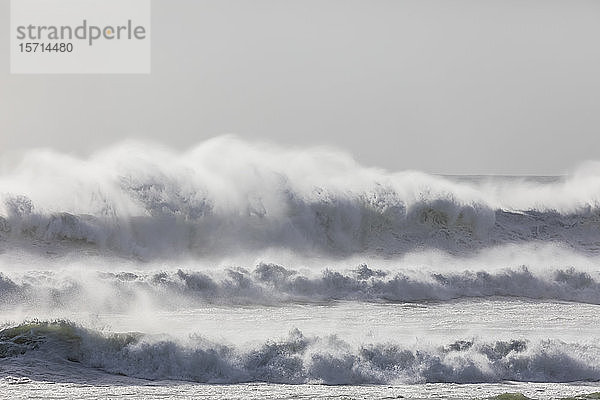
[{"left": 1, "top": 138, "right": 600, "bottom": 399}]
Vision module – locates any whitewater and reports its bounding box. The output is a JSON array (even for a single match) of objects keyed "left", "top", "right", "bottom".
[{"left": 2, "top": 136, "right": 600, "bottom": 399}]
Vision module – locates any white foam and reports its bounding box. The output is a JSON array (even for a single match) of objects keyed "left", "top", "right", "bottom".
[{"left": 1, "top": 137, "right": 600, "bottom": 258}]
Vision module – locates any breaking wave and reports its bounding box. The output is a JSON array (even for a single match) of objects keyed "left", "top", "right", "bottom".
[
  {"left": 2, "top": 263, "right": 600, "bottom": 310},
  {"left": 2, "top": 137, "right": 600, "bottom": 258},
  {"left": 1, "top": 321, "right": 599, "bottom": 385}
]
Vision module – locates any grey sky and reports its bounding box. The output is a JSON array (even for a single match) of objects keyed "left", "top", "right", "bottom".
[{"left": 1, "top": 0, "right": 599, "bottom": 174}]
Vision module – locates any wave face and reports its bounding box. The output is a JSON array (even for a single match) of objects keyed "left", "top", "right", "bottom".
[
  {"left": 2, "top": 264, "right": 600, "bottom": 310},
  {"left": 2, "top": 137, "right": 600, "bottom": 258},
  {"left": 1, "top": 321, "right": 599, "bottom": 385}
]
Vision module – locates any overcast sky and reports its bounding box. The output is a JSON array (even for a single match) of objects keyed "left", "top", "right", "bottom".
[{"left": 1, "top": 0, "right": 599, "bottom": 174}]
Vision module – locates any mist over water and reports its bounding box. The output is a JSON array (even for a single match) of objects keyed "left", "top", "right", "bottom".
[
  {"left": 2, "top": 136, "right": 600, "bottom": 259},
  {"left": 1, "top": 137, "right": 600, "bottom": 396}
]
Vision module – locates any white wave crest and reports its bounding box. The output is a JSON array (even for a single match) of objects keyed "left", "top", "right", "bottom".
[
  {"left": 2, "top": 138, "right": 600, "bottom": 258},
  {"left": 2, "top": 263, "right": 600, "bottom": 312},
  {"left": 2, "top": 321, "right": 600, "bottom": 384}
]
